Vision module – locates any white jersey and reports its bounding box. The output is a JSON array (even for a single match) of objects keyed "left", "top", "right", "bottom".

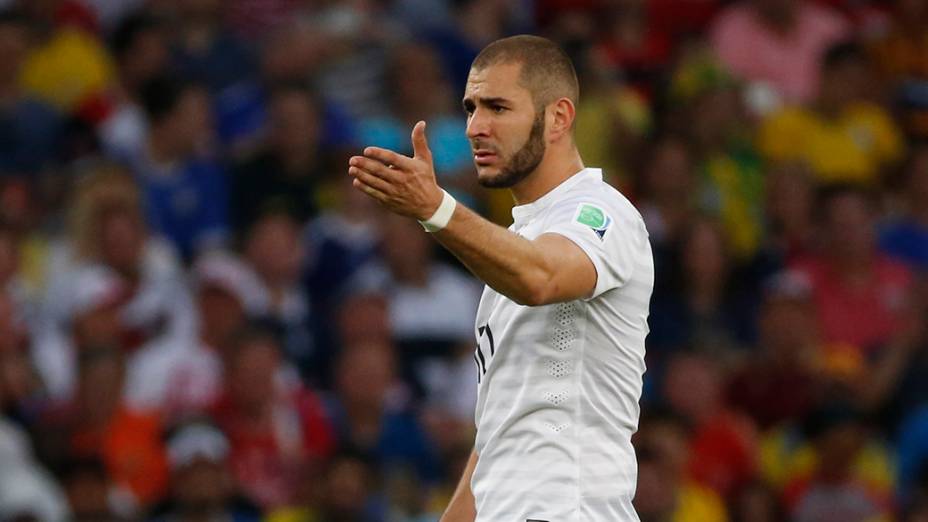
[{"left": 471, "top": 168, "right": 653, "bottom": 522}]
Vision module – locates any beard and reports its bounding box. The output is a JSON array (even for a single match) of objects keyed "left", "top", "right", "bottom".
[{"left": 477, "top": 109, "right": 546, "bottom": 189}]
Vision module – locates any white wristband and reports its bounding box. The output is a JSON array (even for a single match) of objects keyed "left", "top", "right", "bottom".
[{"left": 418, "top": 189, "right": 457, "bottom": 232}]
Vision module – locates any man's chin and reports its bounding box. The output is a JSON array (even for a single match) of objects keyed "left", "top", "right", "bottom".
[
  {"left": 475, "top": 166, "right": 501, "bottom": 186},
  {"left": 477, "top": 170, "right": 523, "bottom": 189}
]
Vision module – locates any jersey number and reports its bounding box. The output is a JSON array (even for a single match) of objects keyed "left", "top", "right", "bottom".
[{"left": 474, "top": 324, "right": 495, "bottom": 383}]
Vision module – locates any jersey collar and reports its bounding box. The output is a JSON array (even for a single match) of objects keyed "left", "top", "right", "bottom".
[{"left": 510, "top": 168, "right": 602, "bottom": 225}]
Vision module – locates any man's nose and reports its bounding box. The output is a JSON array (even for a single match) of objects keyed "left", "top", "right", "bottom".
[{"left": 466, "top": 109, "right": 490, "bottom": 140}]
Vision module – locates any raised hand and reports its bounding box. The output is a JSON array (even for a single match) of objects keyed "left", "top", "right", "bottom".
[{"left": 347, "top": 121, "right": 445, "bottom": 220}]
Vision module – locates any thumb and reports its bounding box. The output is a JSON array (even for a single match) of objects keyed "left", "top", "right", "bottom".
[{"left": 411, "top": 120, "right": 432, "bottom": 162}]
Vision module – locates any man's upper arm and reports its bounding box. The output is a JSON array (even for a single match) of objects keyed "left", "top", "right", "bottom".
[
  {"left": 539, "top": 199, "right": 643, "bottom": 302},
  {"left": 531, "top": 233, "right": 598, "bottom": 304}
]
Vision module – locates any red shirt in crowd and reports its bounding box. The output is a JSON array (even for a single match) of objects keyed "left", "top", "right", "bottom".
[
  {"left": 792, "top": 255, "right": 912, "bottom": 352},
  {"left": 210, "top": 384, "right": 335, "bottom": 508}
]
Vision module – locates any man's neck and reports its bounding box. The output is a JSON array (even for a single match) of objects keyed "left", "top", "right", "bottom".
[{"left": 509, "top": 146, "right": 585, "bottom": 205}]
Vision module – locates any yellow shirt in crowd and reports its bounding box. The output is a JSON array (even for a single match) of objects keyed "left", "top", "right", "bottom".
[
  {"left": 673, "top": 481, "right": 729, "bottom": 522},
  {"left": 19, "top": 27, "right": 115, "bottom": 112},
  {"left": 758, "top": 103, "right": 903, "bottom": 185}
]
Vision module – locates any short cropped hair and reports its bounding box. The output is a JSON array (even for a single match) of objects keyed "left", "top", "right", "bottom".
[{"left": 471, "top": 34, "right": 579, "bottom": 109}]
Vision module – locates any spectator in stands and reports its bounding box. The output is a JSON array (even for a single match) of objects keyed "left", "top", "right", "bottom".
[
  {"left": 231, "top": 84, "right": 327, "bottom": 232},
  {"left": 36, "top": 346, "right": 168, "bottom": 512},
  {"left": 325, "top": 341, "right": 441, "bottom": 490},
  {"left": 872, "top": 0, "right": 928, "bottom": 138},
  {"left": 98, "top": 11, "right": 170, "bottom": 158},
  {"left": 311, "top": 1, "right": 401, "bottom": 123},
  {"left": 15, "top": 1, "right": 114, "bottom": 119},
  {"left": 663, "top": 353, "right": 759, "bottom": 500},
  {"left": 572, "top": 43, "right": 652, "bottom": 191},
  {"left": 633, "top": 411, "right": 728, "bottom": 521},
  {"left": 211, "top": 326, "right": 334, "bottom": 509},
  {"left": 352, "top": 212, "right": 480, "bottom": 393},
  {"left": 294, "top": 450, "right": 384, "bottom": 522},
  {"left": 242, "top": 211, "right": 315, "bottom": 374},
  {"left": 637, "top": 135, "right": 696, "bottom": 251},
  {"left": 729, "top": 480, "right": 783, "bottom": 522},
  {"left": 850, "top": 276, "right": 928, "bottom": 427},
  {"left": 648, "top": 217, "right": 754, "bottom": 361},
  {"left": 781, "top": 403, "right": 893, "bottom": 521},
  {"left": 369, "top": 213, "right": 479, "bottom": 351},
  {"left": 54, "top": 167, "right": 193, "bottom": 344},
  {"left": 594, "top": 0, "right": 672, "bottom": 95},
  {"left": 758, "top": 41, "right": 904, "bottom": 185},
  {"left": 334, "top": 290, "right": 391, "bottom": 351},
  {"left": 0, "top": 10, "right": 63, "bottom": 175},
  {"left": 881, "top": 144, "right": 928, "bottom": 272},
  {"left": 424, "top": 0, "right": 531, "bottom": 92},
  {"left": 37, "top": 166, "right": 194, "bottom": 400},
  {"left": 263, "top": 448, "right": 384, "bottom": 522},
  {"left": 0, "top": 318, "right": 69, "bottom": 521},
  {"left": 58, "top": 458, "right": 126, "bottom": 522},
  {"left": 33, "top": 265, "right": 129, "bottom": 401},
  {"left": 727, "top": 271, "right": 822, "bottom": 431},
  {"left": 303, "top": 180, "right": 383, "bottom": 354},
  {"left": 124, "top": 76, "right": 228, "bottom": 260},
  {"left": 760, "top": 161, "right": 817, "bottom": 265},
  {"left": 123, "top": 252, "right": 258, "bottom": 422},
  {"left": 669, "top": 47, "right": 766, "bottom": 259},
  {"left": 710, "top": 0, "right": 849, "bottom": 104},
  {"left": 168, "top": 0, "right": 255, "bottom": 93},
  {"left": 792, "top": 184, "right": 913, "bottom": 353},
  {"left": 148, "top": 421, "right": 262, "bottom": 522},
  {"left": 212, "top": 16, "right": 356, "bottom": 159}
]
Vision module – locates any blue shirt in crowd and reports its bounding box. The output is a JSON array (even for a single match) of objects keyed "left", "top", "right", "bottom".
[
  {"left": 125, "top": 153, "right": 229, "bottom": 260},
  {"left": 881, "top": 220, "right": 928, "bottom": 272}
]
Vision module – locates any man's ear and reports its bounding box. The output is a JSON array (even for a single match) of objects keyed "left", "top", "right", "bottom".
[{"left": 548, "top": 97, "right": 576, "bottom": 142}]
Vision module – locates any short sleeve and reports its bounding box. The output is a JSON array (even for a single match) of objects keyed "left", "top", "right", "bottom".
[{"left": 542, "top": 198, "right": 644, "bottom": 299}]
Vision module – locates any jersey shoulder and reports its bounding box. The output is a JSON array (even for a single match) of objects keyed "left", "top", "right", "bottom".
[{"left": 549, "top": 177, "right": 647, "bottom": 234}]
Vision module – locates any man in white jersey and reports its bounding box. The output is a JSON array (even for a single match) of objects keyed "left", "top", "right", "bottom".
[{"left": 348, "top": 35, "right": 653, "bottom": 522}]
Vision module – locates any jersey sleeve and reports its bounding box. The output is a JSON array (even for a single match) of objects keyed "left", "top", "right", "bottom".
[{"left": 542, "top": 197, "right": 646, "bottom": 299}]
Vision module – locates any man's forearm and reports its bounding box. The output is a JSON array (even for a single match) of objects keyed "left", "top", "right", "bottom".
[
  {"left": 432, "top": 203, "right": 551, "bottom": 305},
  {"left": 441, "top": 449, "right": 478, "bottom": 522}
]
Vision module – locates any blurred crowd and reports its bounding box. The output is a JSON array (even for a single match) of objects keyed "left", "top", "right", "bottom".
[{"left": 0, "top": 0, "right": 927, "bottom": 520}]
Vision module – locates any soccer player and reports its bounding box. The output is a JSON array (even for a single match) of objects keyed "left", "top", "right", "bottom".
[{"left": 348, "top": 35, "right": 653, "bottom": 522}]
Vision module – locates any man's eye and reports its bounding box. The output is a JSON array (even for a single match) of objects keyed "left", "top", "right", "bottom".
[{"left": 492, "top": 106, "right": 506, "bottom": 114}]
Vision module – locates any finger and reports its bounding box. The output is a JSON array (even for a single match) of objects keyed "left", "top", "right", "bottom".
[
  {"left": 349, "top": 156, "right": 403, "bottom": 183},
  {"left": 348, "top": 166, "right": 394, "bottom": 194},
  {"left": 411, "top": 120, "right": 432, "bottom": 162},
  {"left": 362, "top": 147, "right": 415, "bottom": 170},
  {"left": 352, "top": 178, "right": 389, "bottom": 201}
]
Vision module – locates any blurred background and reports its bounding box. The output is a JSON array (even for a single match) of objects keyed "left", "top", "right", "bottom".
[{"left": 0, "top": 0, "right": 926, "bottom": 520}]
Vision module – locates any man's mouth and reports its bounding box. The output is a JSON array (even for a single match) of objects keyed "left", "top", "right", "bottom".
[{"left": 473, "top": 149, "right": 497, "bottom": 165}]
